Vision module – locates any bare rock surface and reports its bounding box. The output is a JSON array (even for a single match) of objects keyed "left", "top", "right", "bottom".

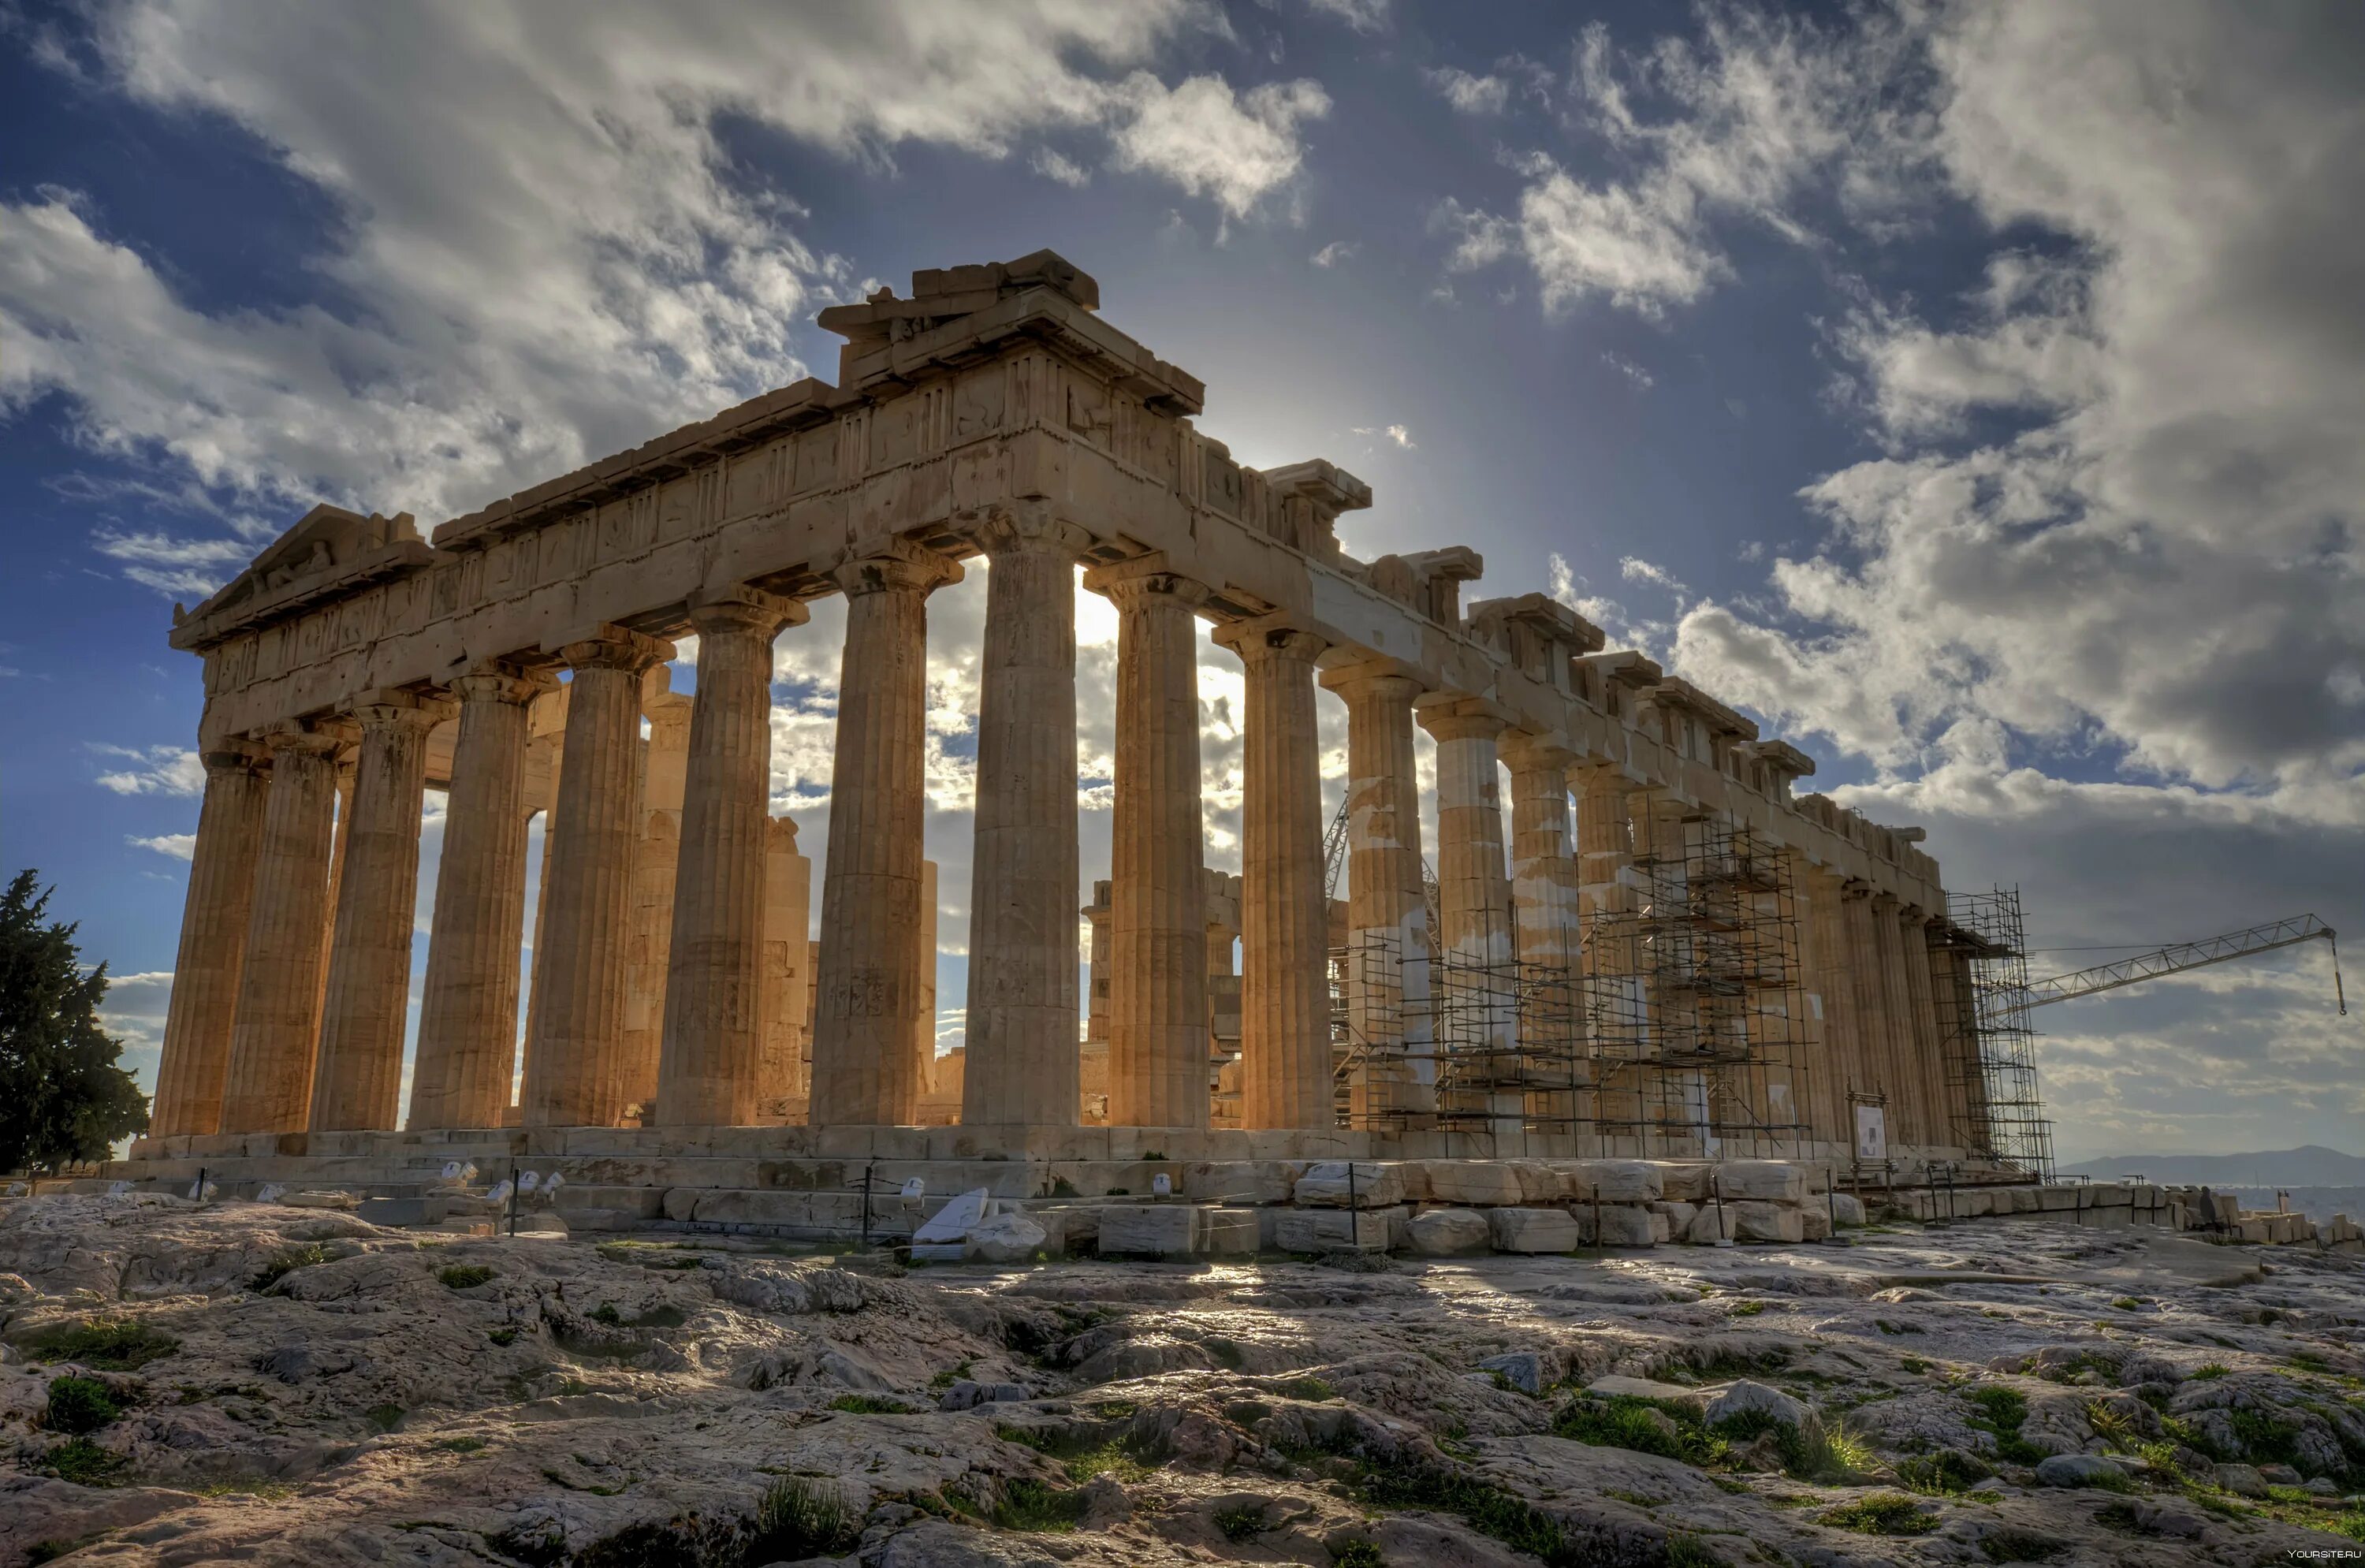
[{"left": 4, "top": 1193, "right": 2363, "bottom": 1566}]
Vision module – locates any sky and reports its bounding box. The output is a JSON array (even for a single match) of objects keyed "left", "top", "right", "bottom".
[{"left": 1, "top": 0, "right": 2359, "bottom": 1161}]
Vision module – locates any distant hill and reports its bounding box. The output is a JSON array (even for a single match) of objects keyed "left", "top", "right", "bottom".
[{"left": 2058, "top": 1145, "right": 2365, "bottom": 1186}]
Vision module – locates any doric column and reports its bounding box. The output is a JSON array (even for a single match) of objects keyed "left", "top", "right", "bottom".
[
  {"left": 962, "top": 509, "right": 1087, "bottom": 1128},
  {"left": 916, "top": 858, "right": 940, "bottom": 1092},
  {"left": 758, "top": 814, "right": 814, "bottom": 1117},
  {"left": 312, "top": 693, "right": 448, "bottom": 1130},
  {"left": 655, "top": 588, "right": 803, "bottom": 1127},
  {"left": 1421, "top": 705, "right": 1521, "bottom": 1139},
  {"left": 1321, "top": 664, "right": 1433, "bottom": 1127},
  {"left": 313, "top": 754, "right": 356, "bottom": 1037},
  {"left": 1574, "top": 765, "right": 1643, "bottom": 1153},
  {"left": 521, "top": 626, "right": 674, "bottom": 1127},
  {"left": 409, "top": 665, "right": 550, "bottom": 1131},
  {"left": 1088, "top": 557, "right": 1211, "bottom": 1130},
  {"left": 218, "top": 725, "right": 342, "bottom": 1134},
  {"left": 151, "top": 746, "right": 270, "bottom": 1137},
  {"left": 520, "top": 728, "right": 564, "bottom": 1078},
  {"left": 1840, "top": 884, "right": 1898, "bottom": 1137},
  {"left": 1867, "top": 892, "right": 1923, "bottom": 1146},
  {"left": 1898, "top": 905, "right": 1948, "bottom": 1148},
  {"left": 809, "top": 543, "right": 960, "bottom": 1127},
  {"left": 1503, "top": 733, "right": 1584, "bottom": 1147},
  {"left": 620, "top": 678, "right": 690, "bottom": 1115},
  {"left": 1214, "top": 620, "right": 1332, "bottom": 1131}
]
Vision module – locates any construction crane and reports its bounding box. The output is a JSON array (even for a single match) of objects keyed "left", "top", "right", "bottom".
[
  {"left": 2024, "top": 914, "right": 2345, "bottom": 1015},
  {"left": 1322, "top": 793, "right": 1443, "bottom": 939}
]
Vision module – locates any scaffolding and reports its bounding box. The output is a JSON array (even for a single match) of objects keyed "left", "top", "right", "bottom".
[
  {"left": 1931, "top": 888, "right": 2057, "bottom": 1181},
  {"left": 1583, "top": 814, "right": 1809, "bottom": 1160}
]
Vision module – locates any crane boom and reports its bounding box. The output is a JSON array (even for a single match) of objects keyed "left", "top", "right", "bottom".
[{"left": 2024, "top": 914, "right": 2345, "bottom": 1013}]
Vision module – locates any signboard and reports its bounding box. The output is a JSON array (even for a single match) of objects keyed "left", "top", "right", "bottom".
[{"left": 1854, "top": 1104, "right": 1888, "bottom": 1163}]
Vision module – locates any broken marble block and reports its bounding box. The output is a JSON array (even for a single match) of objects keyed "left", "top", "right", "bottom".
[
  {"left": 1730, "top": 1201, "right": 1805, "bottom": 1244},
  {"left": 1488, "top": 1207, "right": 1585, "bottom": 1253},
  {"left": 1593, "top": 1205, "right": 1656, "bottom": 1247},
  {"left": 1292, "top": 1161, "right": 1405, "bottom": 1209},
  {"left": 1577, "top": 1161, "right": 1662, "bottom": 1205},
  {"left": 1097, "top": 1204, "right": 1198, "bottom": 1258},
  {"left": 1275, "top": 1207, "right": 1397, "bottom": 1253},
  {"left": 1405, "top": 1208, "right": 1492, "bottom": 1256},
  {"left": 1829, "top": 1192, "right": 1867, "bottom": 1227},
  {"left": 1417, "top": 1161, "right": 1525, "bottom": 1207},
  {"left": 1712, "top": 1161, "right": 1805, "bottom": 1204},
  {"left": 965, "top": 1210, "right": 1047, "bottom": 1264}
]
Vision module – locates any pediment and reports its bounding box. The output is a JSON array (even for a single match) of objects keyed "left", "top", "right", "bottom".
[{"left": 172, "top": 505, "right": 432, "bottom": 652}]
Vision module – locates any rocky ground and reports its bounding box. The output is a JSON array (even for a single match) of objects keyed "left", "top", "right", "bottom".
[{"left": 2, "top": 1194, "right": 2361, "bottom": 1568}]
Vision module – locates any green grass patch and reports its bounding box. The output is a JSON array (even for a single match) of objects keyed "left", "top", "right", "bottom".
[
  {"left": 2188, "top": 1362, "right": 2229, "bottom": 1380},
  {"left": 928, "top": 1359, "right": 975, "bottom": 1391},
  {"left": 1816, "top": 1492, "right": 1931, "bottom": 1536},
  {"left": 432, "top": 1436, "right": 487, "bottom": 1454},
  {"left": 438, "top": 1264, "right": 496, "bottom": 1290},
  {"left": 996, "top": 1421, "right": 1167, "bottom": 1483},
  {"left": 992, "top": 1478, "right": 1089, "bottom": 1532},
  {"left": 1980, "top": 1526, "right": 2067, "bottom": 1562},
  {"left": 36, "top": 1439, "right": 129, "bottom": 1487},
  {"left": 1716, "top": 1408, "right": 1874, "bottom": 1484},
  {"left": 1965, "top": 1387, "right": 2046, "bottom": 1465},
  {"left": 748, "top": 1477, "right": 862, "bottom": 1559},
  {"left": 1331, "top": 1540, "right": 1385, "bottom": 1567},
  {"left": 487, "top": 1325, "right": 519, "bottom": 1346},
  {"left": 1896, "top": 1449, "right": 1994, "bottom": 1495},
  {"left": 1555, "top": 1395, "right": 1726, "bottom": 1466},
  {"left": 1730, "top": 1300, "right": 1767, "bottom": 1317},
  {"left": 826, "top": 1394, "right": 911, "bottom": 1415},
  {"left": 250, "top": 1242, "right": 335, "bottom": 1291},
  {"left": 1214, "top": 1503, "right": 1270, "bottom": 1540},
  {"left": 366, "top": 1402, "right": 406, "bottom": 1433},
  {"left": 17, "top": 1317, "right": 181, "bottom": 1371},
  {"left": 2110, "top": 1297, "right": 2143, "bottom": 1312},
  {"left": 1899, "top": 1357, "right": 1930, "bottom": 1375},
  {"left": 1353, "top": 1465, "right": 1584, "bottom": 1566},
  {"left": 44, "top": 1375, "right": 122, "bottom": 1435},
  {"left": 1272, "top": 1375, "right": 1337, "bottom": 1402}
]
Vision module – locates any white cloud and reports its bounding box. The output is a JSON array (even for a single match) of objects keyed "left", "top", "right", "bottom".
[
  {"left": 1030, "top": 147, "right": 1091, "bottom": 187},
  {"left": 0, "top": 1, "right": 1311, "bottom": 594},
  {"left": 1599, "top": 348, "right": 1654, "bottom": 389},
  {"left": 1309, "top": 239, "right": 1358, "bottom": 267},
  {"left": 1424, "top": 66, "right": 1508, "bottom": 115},
  {"left": 128, "top": 832, "right": 196, "bottom": 860},
  {"left": 1107, "top": 73, "right": 1331, "bottom": 219},
  {"left": 92, "top": 744, "right": 203, "bottom": 796},
  {"left": 1351, "top": 423, "right": 1414, "bottom": 449},
  {"left": 1305, "top": 0, "right": 1389, "bottom": 36}
]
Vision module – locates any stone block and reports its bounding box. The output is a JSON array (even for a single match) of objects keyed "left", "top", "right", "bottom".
[
  {"left": 2039, "top": 1185, "right": 2080, "bottom": 1212},
  {"left": 1577, "top": 1160, "right": 1661, "bottom": 1204},
  {"left": 1097, "top": 1204, "right": 1200, "bottom": 1257},
  {"left": 1656, "top": 1164, "right": 1712, "bottom": 1203},
  {"left": 1417, "top": 1161, "right": 1525, "bottom": 1208},
  {"left": 965, "top": 1211, "right": 1048, "bottom": 1264},
  {"left": 1477, "top": 1352, "right": 1547, "bottom": 1395},
  {"left": 1488, "top": 1207, "right": 1585, "bottom": 1253},
  {"left": 1705, "top": 1380, "right": 1805, "bottom": 1428},
  {"left": 1829, "top": 1193, "right": 1867, "bottom": 1227},
  {"left": 1510, "top": 1161, "right": 1578, "bottom": 1203},
  {"left": 1183, "top": 1160, "right": 1305, "bottom": 1205},
  {"left": 1203, "top": 1208, "right": 1259, "bottom": 1257},
  {"left": 1406, "top": 1208, "right": 1492, "bottom": 1256},
  {"left": 1592, "top": 1205, "right": 1655, "bottom": 1247},
  {"left": 356, "top": 1197, "right": 428, "bottom": 1227},
  {"left": 662, "top": 1188, "right": 698, "bottom": 1223},
  {"left": 1292, "top": 1161, "right": 1404, "bottom": 1209},
  {"left": 1730, "top": 1201, "right": 1804, "bottom": 1244},
  {"left": 1651, "top": 1201, "right": 1698, "bottom": 1238},
  {"left": 1712, "top": 1161, "right": 1804, "bottom": 1204},
  {"left": 1274, "top": 1206, "right": 1398, "bottom": 1253},
  {"left": 1800, "top": 1203, "right": 1833, "bottom": 1242},
  {"left": 1687, "top": 1205, "right": 1737, "bottom": 1244}
]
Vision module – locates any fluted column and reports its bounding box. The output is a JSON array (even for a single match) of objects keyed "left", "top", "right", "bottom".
[
  {"left": 218, "top": 726, "right": 342, "bottom": 1134},
  {"left": 810, "top": 543, "right": 960, "bottom": 1127},
  {"left": 1215, "top": 620, "right": 1332, "bottom": 1131},
  {"left": 1840, "top": 884, "right": 1898, "bottom": 1141},
  {"left": 311, "top": 694, "right": 447, "bottom": 1130},
  {"left": 620, "top": 679, "right": 691, "bottom": 1115},
  {"left": 1421, "top": 705, "right": 1521, "bottom": 1140},
  {"left": 962, "top": 509, "right": 1087, "bottom": 1128},
  {"left": 758, "top": 815, "right": 814, "bottom": 1115},
  {"left": 522, "top": 626, "right": 674, "bottom": 1127},
  {"left": 1322, "top": 665, "right": 1435, "bottom": 1127},
  {"left": 1089, "top": 558, "right": 1211, "bottom": 1130},
  {"left": 656, "top": 589, "right": 803, "bottom": 1127},
  {"left": 151, "top": 746, "right": 270, "bottom": 1137},
  {"left": 1503, "top": 733, "right": 1584, "bottom": 1146},
  {"left": 1898, "top": 906, "right": 1948, "bottom": 1148},
  {"left": 1574, "top": 766, "right": 1642, "bottom": 1153},
  {"left": 409, "top": 665, "right": 549, "bottom": 1131}
]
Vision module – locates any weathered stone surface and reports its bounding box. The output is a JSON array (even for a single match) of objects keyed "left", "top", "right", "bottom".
[
  {"left": 1715, "top": 1160, "right": 1805, "bottom": 1204},
  {"left": 1579, "top": 1160, "right": 1662, "bottom": 1204},
  {"left": 2036, "top": 1454, "right": 2130, "bottom": 1488},
  {"left": 1704, "top": 1380, "right": 1806, "bottom": 1428},
  {"left": 1830, "top": 1192, "right": 1867, "bottom": 1227},
  {"left": 1488, "top": 1207, "right": 1584, "bottom": 1253},
  {"left": 1293, "top": 1160, "right": 1404, "bottom": 1209},
  {"left": 1406, "top": 1208, "right": 1492, "bottom": 1256},
  {"left": 1730, "top": 1201, "right": 1805, "bottom": 1243},
  {"left": 1275, "top": 1206, "right": 1399, "bottom": 1253},
  {"left": 1416, "top": 1161, "right": 1524, "bottom": 1207},
  {"left": 1593, "top": 1204, "right": 1656, "bottom": 1247},
  {"left": 1097, "top": 1203, "right": 1199, "bottom": 1257},
  {"left": 964, "top": 1210, "right": 1047, "bottom": 1263}
]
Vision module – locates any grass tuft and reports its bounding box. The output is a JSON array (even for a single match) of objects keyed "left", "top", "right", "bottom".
[
  {"left": 36, "top": 1438, "right": 129, "bottom": 1487},
  {"left": 250, "top": 1243, "right": 335, "bottom": 1291},
  {"left": 749, "top": 1476, "right": 861, "bottom": 1559},
  {"left": 992, "top": 1478, "right": 1089, "bottom": 1532},
  {"left": 17, "top": 1317, "right": 181, "bottom": 1371},
  {"left": 1895, "top": 1449, "right": 1994, "bottom": 1495},
  {"left": 44, "top": 1375, "right": 122, "bottom": 1435},
  {"left": 438, "top": 1264, "right": 496, "bottom": 1290},
  {"left": 825, "top": 1394, "right": 911, "bottom": 1414},
  {"left": 1213, "top": 1503, "right": 1270, "bottom": 1540},
  {"left": 1816, "top": 1492, "right": 1931, "bottom": 1536},
  {"left": 1331, "top": 1540, "right": 1385, "bottom": 1567}
]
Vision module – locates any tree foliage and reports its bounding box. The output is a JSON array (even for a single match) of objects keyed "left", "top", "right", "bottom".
[{"left": 0, "top": 870, "right": 150, "bottom": 1171}]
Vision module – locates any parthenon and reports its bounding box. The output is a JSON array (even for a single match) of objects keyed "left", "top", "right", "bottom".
[{"left": 135, "top": 249, "right": 2020, "bottom": 1178}]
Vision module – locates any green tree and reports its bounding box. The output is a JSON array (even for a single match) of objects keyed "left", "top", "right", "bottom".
[{"left": 0, "top": 870, "right": 150, "bottom": 1172}]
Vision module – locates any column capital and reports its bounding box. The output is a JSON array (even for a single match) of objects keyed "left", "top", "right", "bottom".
[
  {"left": 199, "top": 743, "right": 268, "bottom": 777},
  {"left": 959, "top": 503, "right": 1091, "bottom": 561},
  {"left": 1567, "top": 758, "right": 1643, "bottom": 795},
  {"left": 347, "top": 687, "right": 459, "bottom": 732},
  {"left": 1416, "top": 701, "right": 1509, "bottom": 744},
  {"left": 830, "top": 538, "right": 963, "bottom": 598},
  {"left": 1212, "top": 617, "right": 1328, "bottom": 665},
  {"left": 1319, "top": 655, "right": 1425, "bottom": 702},
  {"left": 254, "top": 721, "right": 345, "bottom": 760},
  {"left": 1082, "top": 553, "right": 1211, "bottom": 608},
  {"left": 1500, "top": 730, "right": 1578, "bottom": 773},
  {"left": 452, "top": 661, "right": 558, "bottom": 707},
  {"left": 687, "top": 584, "right": 808, "bottom": 638},
  {"left": 556, "top": 624, "right": 676, "bottom": 673}
]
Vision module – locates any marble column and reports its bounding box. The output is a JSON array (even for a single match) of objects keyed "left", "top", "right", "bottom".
[
  {"left": 312, "top": 694, "right": 447, "bottom": 1131},
  {"left": 656, "top": 589, "right": 801, "bottom": 1127},
  {"left": 1321, "top": 665, "right": 1433, "bottom": 1127},
  {"left": 521, "top": 626, "right": 674, "bottom": 1127},
  {"left": 313, "top": 755, "right": 356, "bottom": 1037},
  {"left": 1422, "top": 706, "right": 1522, "bottom": 1140},
  {"left": 915, "top": 858, "right": 939, "bottom": 1095},
  {"left": 758, "top": 814, "right": 814, "bottom": 1115},
  {"left": 151, "top": 747, "right": 270, "bottom": 1138},
  {"left": 1841, "top": 885, "right": 1900, "bottom": 1142},
  {"left": 409, "top": 665, "right": 549, "bottom": 1131},
  {"left": 620, "top": 677, "right": 690, "bottom": 1115},
  {"left": 520, "top": 729, "right": 564, "bottom": 1089},
  {"left": 218, "top": 726, "right": 342, "bottom": 1134},
  {"left": 962, "top": 510, "right": 1087, "bottom": 1129},
  {"left": 1089, "top": 558, "right": 1211, "bottom": 1130},
  {"left": 1868, "top": 892, "right": 1923, "bottom": 1146},
  {"left": 1574, "top": 766, "right": 1643, "bottom": 1153},
  {"left": 809, "top": 543, "right": 959, "bottom": 1127},
  {"left": 1503, "top": 733, "right": 1584, "bottom": 1143},
  {"left": 1216, "top": 621, "right": 1332, "bottom": 1131},
  {"left": 1898, "top": 906, "right": 1949, "bottom": 1148}
]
